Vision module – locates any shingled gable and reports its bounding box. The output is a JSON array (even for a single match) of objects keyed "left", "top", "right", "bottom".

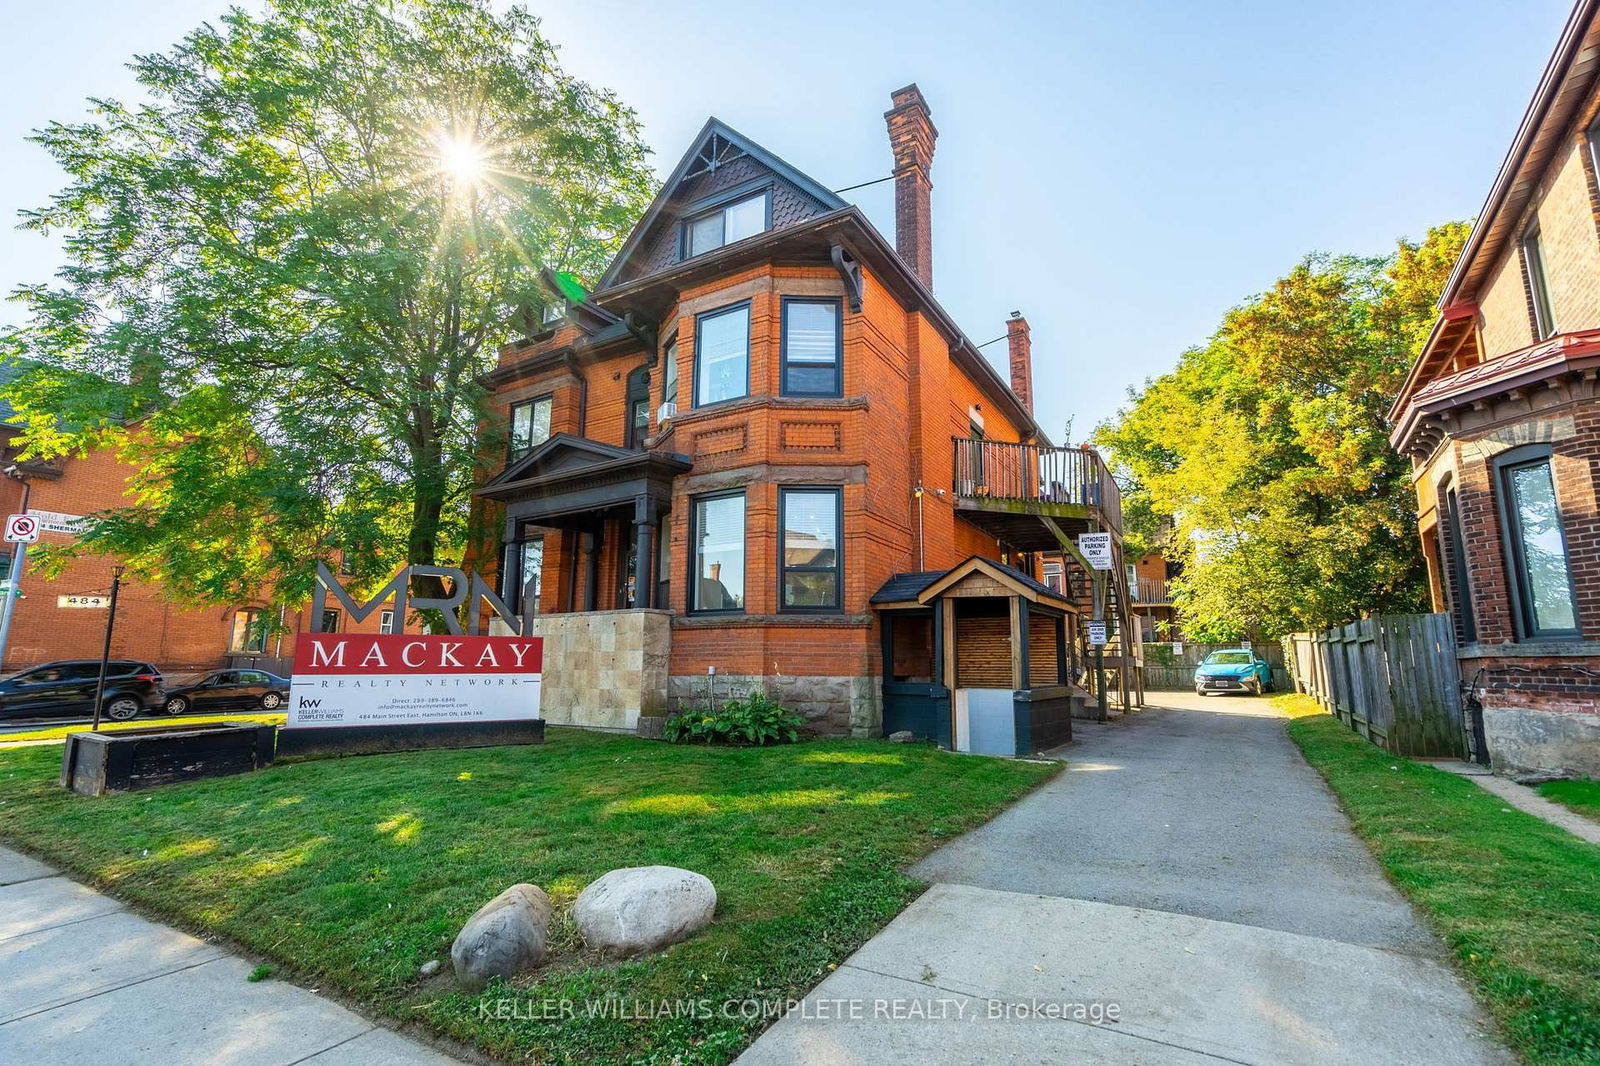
[{"left": 596, "top": 118, "right": 848, "bottom": 291}]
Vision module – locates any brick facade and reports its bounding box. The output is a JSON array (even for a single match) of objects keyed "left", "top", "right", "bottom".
[
  {"left": 1392, "top": 5, "right": 1600, "bottom": 777},
  {"left": 474, "top": 95, "right": 1050, "bottom": 736},
  {"left": 0, "top": 428, "right": 414, "bottom": 679}
]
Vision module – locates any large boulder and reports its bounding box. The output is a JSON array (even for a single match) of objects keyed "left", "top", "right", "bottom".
[
  {"left": 450, "top": 883, "right": 552, "bottom": 991},
  {"left": 573, "top": 866, "right": 716, "bottom": 957}
]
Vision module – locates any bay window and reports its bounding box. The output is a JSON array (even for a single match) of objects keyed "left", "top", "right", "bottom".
[
  {"left": 779, "top": 487, "right": 842, "bottom": 610},
  {"left": 691, "top": 492, "right": 745, "bottom": 613},
  {"left": 694, "top": 302, "right": 750, "bottom": 407},
  {"left": 781, "top": 298, "right": 842, "bottom": 397}
]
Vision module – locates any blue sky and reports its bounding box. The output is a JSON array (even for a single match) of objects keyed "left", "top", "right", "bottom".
[{"left": 0, "top": 0, "right": 1575, "bottom": 437}]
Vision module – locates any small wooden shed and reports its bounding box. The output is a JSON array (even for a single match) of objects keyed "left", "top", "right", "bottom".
[{"left": 873, "top": 556, "right": 1080, "bottom": 756}]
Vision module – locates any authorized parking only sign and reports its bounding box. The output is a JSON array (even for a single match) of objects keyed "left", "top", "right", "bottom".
[{"left": 290, "top": 633, "right": 543, "bottom": 728}]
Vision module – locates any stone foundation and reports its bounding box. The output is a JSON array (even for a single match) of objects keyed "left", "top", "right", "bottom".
[
  {"left": 1482, "top": 705, "right": 1600, "bottom": 779},
  {"left": 525, "top": 609, "right": 671, "bottom": 732},
  {"left": 669, "top": 673, "right": 881, "bottom": 737}
]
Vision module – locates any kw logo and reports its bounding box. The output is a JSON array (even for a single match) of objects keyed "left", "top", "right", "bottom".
[{"left": 298, "top": 697, "right": 322, "bottom": 709}]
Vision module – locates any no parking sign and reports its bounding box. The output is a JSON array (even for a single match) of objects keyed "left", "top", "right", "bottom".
[{"left": 4, "top": 515, "right": 39, "bottom": 543}]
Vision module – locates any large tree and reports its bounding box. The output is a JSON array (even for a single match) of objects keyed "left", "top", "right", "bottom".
[
  {"left": 1096, "top": 222, "right": 1469, "bottom": 641},
  {"left": 2, "top": 0, "right": 653, "bottom": 607}
]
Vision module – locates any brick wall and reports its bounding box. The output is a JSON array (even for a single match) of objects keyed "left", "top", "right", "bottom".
[{"left": 478, "top": 255, "right": 1030, "bottom": 734}]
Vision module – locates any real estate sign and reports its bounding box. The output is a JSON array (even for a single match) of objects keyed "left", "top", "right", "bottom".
[{"left": 289, "top": 633, "right": 543, "bottom": 728}]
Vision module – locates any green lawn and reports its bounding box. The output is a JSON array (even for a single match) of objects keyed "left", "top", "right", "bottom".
[
  {"left": 1538, "top": 778, "right": 1600, "bottom": 826},
  {"left": 1277, "top": 695, "right": 1600, "bottom": 1065},
  {"left": 0, "top": 728, "right": 1057, "bottom": 1064}
]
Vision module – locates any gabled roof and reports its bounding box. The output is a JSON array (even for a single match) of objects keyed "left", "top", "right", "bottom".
[
  {"left": 596, "top": 118, "right": 847, "bottom": 291},
  {"left": 870, "top": 556, "right": 1073, "bottom": 609},
  {"left": 1439, "top": 0, "right": 1600, "bottom": 309}
]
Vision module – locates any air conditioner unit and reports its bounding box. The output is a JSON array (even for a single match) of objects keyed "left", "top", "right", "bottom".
[{"left": 657, "top": 401, "right": 678, "bottom": 424}]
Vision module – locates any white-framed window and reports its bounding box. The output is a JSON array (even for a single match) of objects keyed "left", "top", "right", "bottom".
[{"left": 379, "top": 609, "right": 395, "bottom": 635}]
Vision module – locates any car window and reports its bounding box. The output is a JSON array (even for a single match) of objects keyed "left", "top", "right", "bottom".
[
  {"left": 1205, "top": 652, "right": 1252, "bottom": 665},
  {"left": 26, "top": 667, "right": 66, "bottom": 683},
  {"left": 213, "top": 671, "right": 239, "bottom": 686}
]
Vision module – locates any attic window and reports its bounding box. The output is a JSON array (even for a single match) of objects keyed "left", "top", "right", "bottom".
[
  {"left": 683, "top": 133, "right": 748, "bottom": 180},
  {"left": 684, "top": 194, "right": 768, "bottom": 258}
]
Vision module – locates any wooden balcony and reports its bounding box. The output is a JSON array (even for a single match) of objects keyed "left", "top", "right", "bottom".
[
  {"left": 1134, "top": 577, "right": 1171, "bottom": 605},
  {"left": 950, "top": 438, "right": 1122, "bottom": 553}
]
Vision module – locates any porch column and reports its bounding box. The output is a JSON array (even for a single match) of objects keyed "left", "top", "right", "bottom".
[
  {"left": 582, "top": 526, "right": 602, "bottom": 612},
  {"left": 499, "top": 517, "right": 521, "bottom": 608},
  {"left": 633, "top": 497, "right": 654, "bottom": 609},
  {"left": 1011, "top": 596, "right": 1030, "bottom": 690}
]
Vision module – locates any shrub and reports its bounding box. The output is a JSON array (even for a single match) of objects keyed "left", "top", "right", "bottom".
[{"left": 663, "top": 692, "right": 805, "bottom": 746}]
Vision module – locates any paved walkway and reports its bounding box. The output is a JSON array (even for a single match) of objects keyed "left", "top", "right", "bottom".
[
  {"left": 0, "top": 846, "right": 464, "bottom": 1066},
  {"left": 739, "top": 692, "right": 1512, "bottom": 1066},
  {"left": 1431, "top": 759, "right": 1600, "bottom": 845}
]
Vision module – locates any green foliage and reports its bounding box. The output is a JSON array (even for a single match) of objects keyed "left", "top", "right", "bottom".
[
  {"left": 1095, "top": 222, "right": 1470, "bottom": 640},
  {"left": 1284, "top": 699, "right": 1600, "bottom": 1065},
  {"left": 0, "top": 729, "right": 1056, "bottom": 1064},
  {"left": 2, "top": 0, "right": 653, "bottom": 608},
  {"left": 663, "top": 693, "right": 806, "bottom": 746}
]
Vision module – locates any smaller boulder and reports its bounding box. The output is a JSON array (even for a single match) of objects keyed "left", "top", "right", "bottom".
[
  {"left": 574, "top": 866, "right": 716, "bottom": 957},
  {"left": 888, "top": 730, "right": 915, "bottom": 743},
  {"left": 418, "top": 959, "right": 441, "bottom": 977},
  {"left": 451, "top": 883, "right": 552, "bottom": 992}
]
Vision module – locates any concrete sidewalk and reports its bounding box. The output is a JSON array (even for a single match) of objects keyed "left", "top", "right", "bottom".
[
  {"left": 738, "top": 692, "right": 1512, "bottom": 1065},
  {"left": 0, "top": 846, "right": 464, "bottom": 1066}
]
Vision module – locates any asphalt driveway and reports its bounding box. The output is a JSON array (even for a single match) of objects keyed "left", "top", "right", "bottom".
[{"left": 738, "top": 692, "right": 1511, "bottom": 1065}]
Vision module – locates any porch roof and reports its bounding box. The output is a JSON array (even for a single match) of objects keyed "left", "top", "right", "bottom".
[
  {"left": 870, "top": 555, "right": 1073, "bottom": 610},
  {"left": 474, "top": 433, "right": 690, "bottom": 524}
]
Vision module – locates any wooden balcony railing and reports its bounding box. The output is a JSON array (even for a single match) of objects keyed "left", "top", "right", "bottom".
[
  {"left": 1135, "top": 577, "right": 1170, "bottom": 604},
  {"left": 951, "top": 438, "right": 1122, "bottom": 533}
]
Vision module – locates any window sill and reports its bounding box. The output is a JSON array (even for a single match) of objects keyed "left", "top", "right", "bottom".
[{"left": 1457, "top": 640, "right": 1600, "bottom": 659}]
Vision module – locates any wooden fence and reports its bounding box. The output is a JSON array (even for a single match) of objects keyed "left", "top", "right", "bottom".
[
  {"left": 1142, "top": 642, "right": 1286, "bottom": 691},
  {"left": 1284, "top": 613, "right": 1464, "bottom": 758}
]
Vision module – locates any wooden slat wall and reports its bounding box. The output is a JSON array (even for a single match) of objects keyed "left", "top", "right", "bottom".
[
  {"left": 1028, "top": 615, "right": 1059, "bottom": 686},
  {"left": 957, "top": 616, "right": 1013, "bottom": 687},
  {"left": 1284, "top": 612, "right": 1464, "bottom": 758}
]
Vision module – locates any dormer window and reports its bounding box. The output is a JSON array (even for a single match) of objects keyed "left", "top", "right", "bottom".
[
  {"left": 684, "top": 193, "right": 768, "bottom": 258},
  {"left": 541, "top": 300, "right": 566, "bottom": 326}
]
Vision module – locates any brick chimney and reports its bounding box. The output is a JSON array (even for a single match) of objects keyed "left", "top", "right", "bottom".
[
  {"left": 884, "top": 84, "right": 937, "bottom": 289},
  {"left": 1006, "top": 311, "right": 1032, "bottom": 414}
]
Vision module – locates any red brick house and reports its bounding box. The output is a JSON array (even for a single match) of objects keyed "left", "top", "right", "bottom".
[
  {"left": 1391, "top": 0, "right": 1600, "bottom": 778},
  {"left": 0, "top": 403, "right": 412, "bottom": 680},
  {"left": 473, "top": 87, "right": 1132, "bottom": 754}
]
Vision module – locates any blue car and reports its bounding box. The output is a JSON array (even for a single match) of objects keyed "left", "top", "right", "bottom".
[{"left": 1194, "top": 650, "right": 1274, "bottom": 696}]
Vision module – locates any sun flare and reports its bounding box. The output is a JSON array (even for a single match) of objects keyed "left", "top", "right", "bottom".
[{"left": 436, "top": 132, "right": 486, "bottom": 185}]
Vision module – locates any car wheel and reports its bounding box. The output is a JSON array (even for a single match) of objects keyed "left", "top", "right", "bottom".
[
  {"left": 261, "top": 692, "right": 284, "bottom": 710},
  {"left": 104, "top": 696, "right": 142, "bottom": 722},
  {"left": 165, "top": 696, "right": 190, "bottom": 716}
]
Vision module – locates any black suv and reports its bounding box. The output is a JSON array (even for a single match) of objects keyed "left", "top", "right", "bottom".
[{"left": 0, "top": 660, "right": 165, "bottom": 722}]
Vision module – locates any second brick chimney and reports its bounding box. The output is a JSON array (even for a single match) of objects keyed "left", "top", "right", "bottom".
[
  {"left": 885, "top": 84, "right": 937, "bottom": 289},
  {"left": 1007, "top": 311, "right": 1032, "bottom": 414}
]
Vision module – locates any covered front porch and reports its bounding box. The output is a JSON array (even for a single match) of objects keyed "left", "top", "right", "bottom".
[
  {"left": 873, "top": 556, "right": 1082, "bottom": 757},
  {"left": 475, "top": 433, "right": 691, "bottom": 615}
]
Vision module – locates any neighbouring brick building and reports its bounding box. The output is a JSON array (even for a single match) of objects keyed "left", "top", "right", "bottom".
[
  {"left": 1391, "top": 0, "right": 1600, "bottom": 778},
  {"left": 472, "top": 87, "right": 1133, "bottom": 754},
  {"left": 0, "top": 401, "right": 409, "bottom": 680}
]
